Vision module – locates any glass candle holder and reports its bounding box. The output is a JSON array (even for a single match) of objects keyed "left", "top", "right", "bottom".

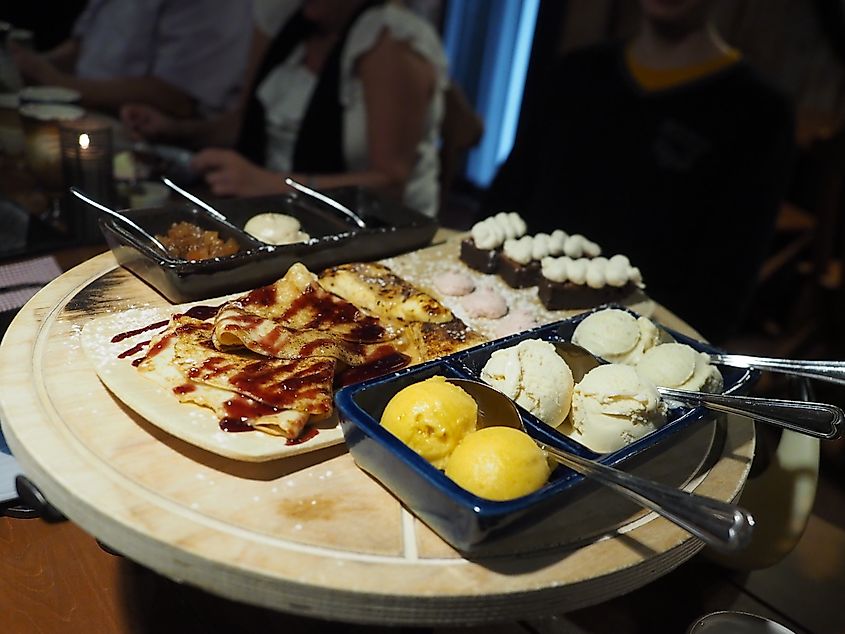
[
  {"left": 59, "top": 117, "right": 115, "bottom": 242},
  {"left": 0, "top": 92, "right": 23, "bottom": 155}
]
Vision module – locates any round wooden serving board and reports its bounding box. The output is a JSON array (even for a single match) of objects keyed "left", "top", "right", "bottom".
[{"left": 0, "top": 245, "right": 755, "bottom": 626}]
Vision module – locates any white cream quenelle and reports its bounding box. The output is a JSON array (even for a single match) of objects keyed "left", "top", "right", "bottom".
[
  {"left": 470, "top": 212, "right": 527, "bottom": 250},
  {"left": 568, "top": 363, "right": 667, "bottom": 453},
  {"left": 571, "top": 307, "right": 660, "bottom": 365},
  {"left": 637, "top": 343, "right": 723, "bottom": 393},
  {"left": 480, "top": 339, "right": 574, "bottom": 427},
  {"left": 541, "top": 255, "right": 643, "bottom": 289},
  {"left": 244, "top": 213, "right": 310, "bottom": 245}
]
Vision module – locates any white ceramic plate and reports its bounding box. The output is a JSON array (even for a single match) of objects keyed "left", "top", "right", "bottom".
[{"left": 81, "top": 304, "right": 344, "bottom": 462}]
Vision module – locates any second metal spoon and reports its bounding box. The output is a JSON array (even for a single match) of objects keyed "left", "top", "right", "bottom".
[
  {"left": 709, "top": 352, "right": 845, "bottom": 387},
  {"left": 555, "top": 341, "right": 844, "bottom": 440}
]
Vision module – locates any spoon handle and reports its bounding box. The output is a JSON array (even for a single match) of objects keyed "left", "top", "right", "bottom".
[
  {"left": 285, "top": 178, "right": 367, "bottom": 228},
  {"left": 161, "top": 177, "right": 228, "bottom": 222},
  {"left": 710, "top": 353, "right": 845, "bottom": 386},
  {"left": 69, "top": 187, "right": 173, "bottom": 259},
  {"left": 658, "top": 387, "right": 843, "bottom": 440},
  {"left": 540, "top": 444, "right": 754, "bottom": 553}
]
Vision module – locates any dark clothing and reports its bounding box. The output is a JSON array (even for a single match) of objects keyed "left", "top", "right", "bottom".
[
  {"left": 237, "top": 1, "right": 382, "bottom": 174},
  {"left": 485, "top": 42, "right": 796, "bottom": 343}
]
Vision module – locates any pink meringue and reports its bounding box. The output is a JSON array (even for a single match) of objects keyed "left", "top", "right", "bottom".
[
  {"left": 490, "top": 309, "right": 539, "bottom": 339},
  {"left": 461, "top": 286, "right": 508, "bottom": 319},
  {"left": 433, "top": 271, "right": 475, "bottom": 296}
]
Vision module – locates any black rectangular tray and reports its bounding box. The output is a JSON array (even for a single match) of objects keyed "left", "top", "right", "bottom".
[{"left": 99, "top": 186, "right": 438, "bottom": 303}]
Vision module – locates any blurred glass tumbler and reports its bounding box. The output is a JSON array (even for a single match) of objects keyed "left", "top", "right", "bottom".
[
  {"left": 0, "top": 23, "right": 30, "bottom": 92},
  {"left": 687, "top": 611, "right": 797, "bottom": 634},
  {"left": 60, "top": 118, "right": 115, "bottom": 241},
  {"left": 0, "top": 92, "right": 23, "bottom": 155},
  {"left": 20, "top": 102, "right": 84, "bottom": 191}
]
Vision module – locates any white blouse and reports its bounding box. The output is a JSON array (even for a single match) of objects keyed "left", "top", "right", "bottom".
[{"left": 254, "top": 2, "right": 448, "bottom": 218}]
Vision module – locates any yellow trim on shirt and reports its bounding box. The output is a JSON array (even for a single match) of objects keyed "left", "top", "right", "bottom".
[{"left": 625, "top": 47, "right": 742, "bottom": 91}]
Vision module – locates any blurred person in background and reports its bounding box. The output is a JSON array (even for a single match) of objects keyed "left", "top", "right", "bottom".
[
  {"left": 0, "top": 2, "right": 86, "bottom": 51},
  {"left": 484, "top": 0, "right": 795, "bottom": 343},
  {"left": 9, "top": 0, "right": 253, "bottom": 117},
  {"left": 121, "top": 0, "right": 448, "bottom": 218}
]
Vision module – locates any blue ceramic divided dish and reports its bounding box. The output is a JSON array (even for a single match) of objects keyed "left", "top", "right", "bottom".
[
  {"left": 335, "top": 305, "right": 757, "bottom": 553},
  {"left": 99, "top": 186, "right": 438, "bottom": 303}
]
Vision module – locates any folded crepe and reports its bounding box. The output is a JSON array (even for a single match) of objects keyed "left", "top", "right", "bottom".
[
  {"left": 318, "top": 262, "right": 454, "bottom": 324},
  {"left": 132, "top": 261, "right": 486, "bottom": 440},
  {"left": 228, "top": 262, "right": 399, "bottom": 341},
  {"left": 137, "top": 315, "right": 333, "bottom": 438}
]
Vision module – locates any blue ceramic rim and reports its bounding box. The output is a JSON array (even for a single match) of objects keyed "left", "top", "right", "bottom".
[
  {"left": 335, "top": 360, "right": 583, "bottom": 522},
  {"left": 335, "top": 303, "right": 758, "bottom": 522}
]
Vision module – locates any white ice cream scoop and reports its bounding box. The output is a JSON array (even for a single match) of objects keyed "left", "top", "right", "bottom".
[
  {"left": 569, "top": 363, "right": 667, "bottom": 454},
  {"left": 571, "top": 308, "right": 660, "bottom": 365},
  {"left": 638, "top": 343, "right": 723, "bottom": 393},
  {"left": 480, "top": 339, "right": 573, "bottom": 427}
]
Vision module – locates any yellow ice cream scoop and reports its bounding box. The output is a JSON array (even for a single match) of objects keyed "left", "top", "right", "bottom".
[
  {"left": 445, "top": 427, "right": 551, "bottom": 500},
  {"left": 380, "top": 375, "right": 478, "bottom": 469}
]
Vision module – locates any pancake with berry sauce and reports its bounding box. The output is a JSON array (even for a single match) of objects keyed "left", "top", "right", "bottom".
[
  {"left": 317, "top": 262, "right": 485, "bottom": 365},
  {"left": 137, "top": 314, "right": 333, "bottom": 438},
  {"left": 81, "top": 260, "right": 485, "bottom": 461}
]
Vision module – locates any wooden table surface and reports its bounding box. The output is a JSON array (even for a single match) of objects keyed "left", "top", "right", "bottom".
[
  {"left": 0, "top": 239, "right": 844, "bottom": 633},
  {"left": 0, "top": 237, "right": 761, "bottom": 630}
]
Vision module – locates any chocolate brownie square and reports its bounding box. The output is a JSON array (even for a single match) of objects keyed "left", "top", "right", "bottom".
[
  {"left": 538, "top": 278, "right": 635, "bottom": 310},
  {"left": 460, "top": 238, "right": 499, "bottom": 273},
  {"left": 497, "top": 254, "right": 540, "bottom": 288}
]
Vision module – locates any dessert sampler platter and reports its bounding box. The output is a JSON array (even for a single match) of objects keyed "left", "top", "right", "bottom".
[{"left": 0, "top": 210, "right": 759, "bottom": 625}]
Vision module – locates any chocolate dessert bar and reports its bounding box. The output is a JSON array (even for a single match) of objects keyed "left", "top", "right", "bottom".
[
  {"left": 538, "top": 278, "right": 636, "bottom": 311},
  {"left": 460, "top": 212, "right": 528, "bottom": 274},
  {"left": 460, "top": 238, "right": 499, "bottom": 273},
  {"left": 497, "top": 254, "right": 540, "bottom": 288}
]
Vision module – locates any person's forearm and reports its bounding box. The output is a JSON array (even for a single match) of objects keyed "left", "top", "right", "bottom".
[
  {"left": 49, "top": 74, "right": 196, "bottom": 117},
  {"left": 42, "top": 38, "right": 79, "bottom": 72},
  {"left": 167, "top": 108, "right": 242, "bottom": 149}
]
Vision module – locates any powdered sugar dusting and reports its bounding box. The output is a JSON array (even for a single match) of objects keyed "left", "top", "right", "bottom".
[{"left": 382, "top": 236, "right": 655, "bottom": 341}]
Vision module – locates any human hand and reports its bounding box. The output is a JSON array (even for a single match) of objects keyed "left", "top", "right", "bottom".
[
  {"left": 120, "top": 103, "right": 176, "bottom": 142},
  {"left": 190, "top": 148, "right": 284, "bottom": 197},
  {"left": 9, "top": 41, "right": 62, "bottom": 85}
]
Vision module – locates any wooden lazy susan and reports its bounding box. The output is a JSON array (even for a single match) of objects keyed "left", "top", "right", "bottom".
[{"left": 0, "top": 238, "right": 755, "bottom": 626}]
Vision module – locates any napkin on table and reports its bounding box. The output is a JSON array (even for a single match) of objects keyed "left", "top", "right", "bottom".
[{"left": 0, "top": 255, "right": 63, "bottom": 313}]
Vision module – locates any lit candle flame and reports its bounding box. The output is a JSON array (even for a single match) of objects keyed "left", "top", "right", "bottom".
[{"left": 78, "top": 133, "right": 90, "bottom": 150}]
